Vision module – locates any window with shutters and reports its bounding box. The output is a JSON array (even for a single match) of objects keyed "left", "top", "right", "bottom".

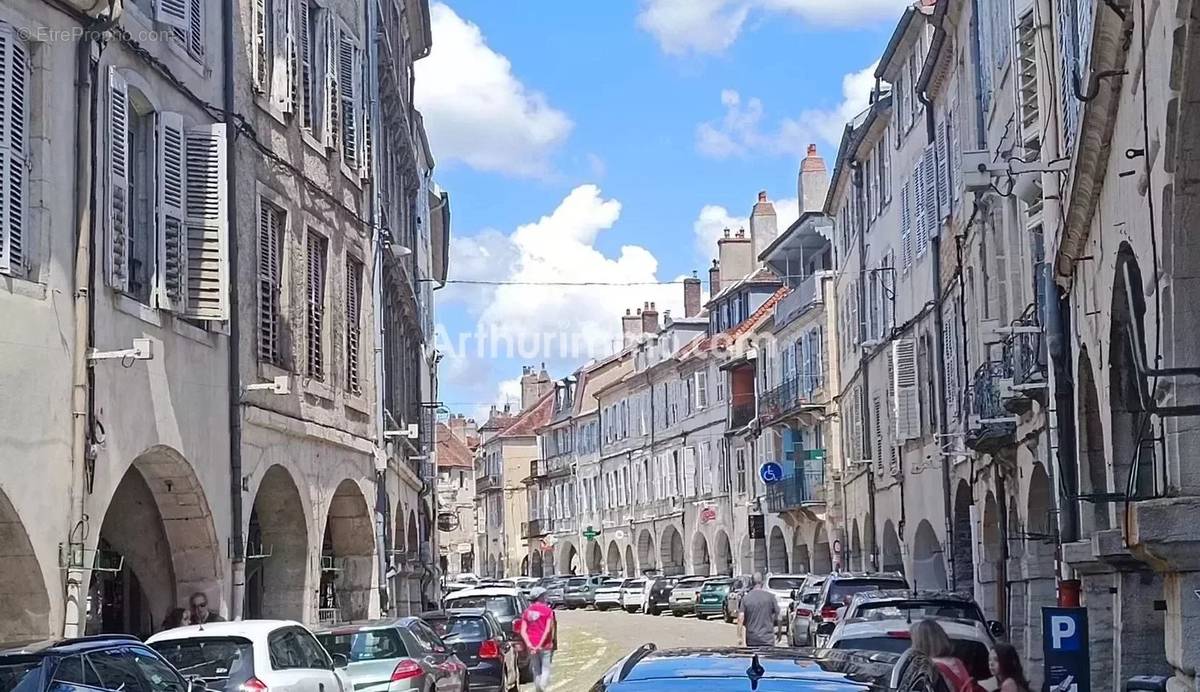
[
  {"left": 892, "top": 339, "right": 921, "bottom": 441},
  {"left": 305, "top": 230, "right": 328, "bottom": 380},
  {"left": 0, "top": 23, "right": 29, "bottom": 278},
  {"left": 695, "top": 371, "right": 708, "bottom": 409},
  {"left": 735, "top": 447, "right": 746, "bottom": 494},
  {"left": 257, "top": 198, "right": 285, "bottom": 365},
  {"left": 336, "top": 27, "right": 361, "bottom": 170},
  {"left": 168, "top": 0, "right": 205, "bottom": 63},
  {"left": 297, "top": 0, "right": 325, "bottom": 135},
  {"left": 873, "top": 396, "right": 883, "bottom": 475},
  {"left": 345, "top": 256, "right": 363, "bottom": 394},
  {"left": 127, "top": 94, "right": 156, "bottom": 303},
  {"left": 900, "top": 180, "right": 912, "bottom": 271},
  {"left": 943, "top": 301, "right": 960, "bottom": 422}
]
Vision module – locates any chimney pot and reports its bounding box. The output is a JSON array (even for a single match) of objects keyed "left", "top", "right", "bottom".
[
  {"left": 736, "top": 228, "right": 745, "bottom": 238},
  {"left": 723, "top": 228, "right": 730, "bottom": 238},
  {"left": 807, "top": 143, "right": 817, "bottom": 156},
  {"left": 757, "top": 190, "right": 767, "bottom": 202},
  {"left": 650, "top": 302, "right": 656, "bottom": 310}
]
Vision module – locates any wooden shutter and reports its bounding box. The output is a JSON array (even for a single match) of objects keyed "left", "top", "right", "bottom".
[
  {"left": 873, "top": 395, "right": 883, "bottom": 474},
  {"left": 156, "top": 111, "right": 187, "bottom": 311},
  {"left": 0, "top": 25, "right": 27, "bottom": 276},
  {"left": 346, "top": 258, "right": 362, "bottom": 393},
  {"left": 106, "top": 68, "right": 130, "bottom": 289},
  {"left": 324, "top": 13, "right": 338, "bottom": 148},
  {"left": 298, "top": 0, "right": 314, "bottom": 130},
  {"left": 187, "top": 0, "right": 204, "bottom": 60},
  {"left": 936, "top": 115, "right": 949, "bottom": 222},
  {"left": 900, "top": 181, "right": 912, "bottom": 270},
  {"left": 182, "top": 124, "right": 229, "bottom": 320},
  {"left": 253, "top": 0, "right": 269, "bottom": 91},
  {"left": 683, "top": 447, "right": 697, "bottom": 497},
  {"left": 892, "top": 339, "right": 921, "bottom": 441},
  {"left": 943, "top": 302, "right": 959, "bottom": 422},
  {"left": 272, "top": 0, "right": 295, "bottom": 113},
  {"left": 257, "top": 199, "right": 281, "bottom": 362},
  {"left": 306, "top": 230, "right": 327, "bottom": 380},
  {"left": 337, "top": 30, "right": 358, "bottom": 167},
  {"left": 155, "top": 0, "right": 189, "bottom": 30}
]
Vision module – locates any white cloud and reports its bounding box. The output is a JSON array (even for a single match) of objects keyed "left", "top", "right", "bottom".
[
  {"left": 693, "top": 197, "right": 799, "bottom": 259},
  {"left": 638, "top": 0, "right": 908, "bottom": 55},
  {"left": 416, "top": 3, "right": 573, "bottom": 178},
  {"left": 694, "top": 62, "right": 878, "bottom": 158}
]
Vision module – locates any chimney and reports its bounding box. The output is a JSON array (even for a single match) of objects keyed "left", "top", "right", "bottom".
[
  {"left": 717, "top": 227, "right": 753, "bottom": 289},
  {"left": 683, "top": 272, "right": 702, "bottom": 317},
  {"left": 749, "top": 191, "right": 779, "bottom": 263},
  {"left": 622, "top": 308, "right": 642, "bottom": 346},
  {"left": 641, "top": 301, "right": 660, "bottom": 334},
  {"left": 799, "top": 143, "right": 829, "bottom": 213},
  {"left": 709, "top": 259, "right": 721, "bottom": 296}
]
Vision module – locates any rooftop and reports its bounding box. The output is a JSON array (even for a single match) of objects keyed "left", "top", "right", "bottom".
[{"left": 435, "top": 423, "right": 474, "bottom": 468}]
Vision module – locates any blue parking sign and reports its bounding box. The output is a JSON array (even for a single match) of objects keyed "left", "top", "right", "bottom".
[
  {"left": 1042, "top": 607, "right": 1089, "bottom": 692},
  {"left": 759, "top": 462, "right": 783, "bottom": 485}
]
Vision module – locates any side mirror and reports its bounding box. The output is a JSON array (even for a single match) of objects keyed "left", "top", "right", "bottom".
[
  {"left": 187, "top": 677, "right": 208, "bottom": 692},
  {"left": 330, "top": 654, "right": 350, "bottom": 669},
  {"left": 987, "top": 620, "right": 1006, "bottom": 639}
]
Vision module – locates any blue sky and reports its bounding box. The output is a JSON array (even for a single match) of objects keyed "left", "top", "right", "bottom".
[{"left": 416, "top": 0, "right": 907, "bottom": 418}]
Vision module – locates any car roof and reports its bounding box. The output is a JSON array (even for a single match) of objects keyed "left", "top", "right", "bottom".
[
  {"left": 148, "top": 620, "right": 306, "bottom": 644},
  {"left": 603, "top": 646, "right": 897, "bottom": 690},
  {"left": 0, "top": 636, "right": 145, "bottom": 657},
  {"left": 445, "top": 587, "right": 522, "bottom": 598},
  {"left": 837, "top": 618, "right": 990, "bottom": 641},
  {"left": 827, "top": 572, "right": 907, "bottom": 581},
  {"left": 419, "top": 608, "right": 489, "bottom": 619},
  {"left": 851, "top": 590, "right": 975, "bottom": 603}
]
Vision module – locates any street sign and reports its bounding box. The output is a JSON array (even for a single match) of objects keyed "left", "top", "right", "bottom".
[
  {"left": 583, "top": 525, "right": 599, "bottom": 541},
  {"left": 1043, "top": 607, "right": 1089, "bottom": 692},
  {"left": 759, "top": 462, "right": 784, "bottom": 484},
  {"left": 803, "top": 449, "right": 827, "bottom": 461}
]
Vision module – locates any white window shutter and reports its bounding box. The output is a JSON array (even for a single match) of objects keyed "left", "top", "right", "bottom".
[
  {"left": 923, "top": 145, "right": 937, "bottom": 239},
  {"left": 936, "top": 116, "right": 949, "bottom": 221},
  {"left": 913, "top": 161, "right": 925, "bottom": 259},
  {"left": 324, "top": 15, "right": 338, "bottom": 149},
  {"left": 298, "top": 0, "right": 313, "bottom": 129},
  {"left": 186, "top": 0, "right": 204, "bottom": 60},
  {"left": 271, "top": 0, "right": 295, "bottom": 113},
  {"left": 873, "top": 395, "right": 883, "bottom": 475},
  {"left": 943, "top": 303, "right": 959, "bottom": 422},
  {"left": 892, "top": 339, "right": 921, "bottom": 441},
  {"left": 0, "top": 25, "right": 27, "bottom": 276},
  {"left": 683, "top": 447, "right": 697, "bottom": 497},
  {"left": 182, "top": 124, "right": 229, "bottom": 320},
  {"left": 155, "top": 0, "right": 189, "bottom": 30},
  {"left": 106, "top": 68, "right": 130, "bottom": 289},
  {"left": 337, "top": 31, "right": 358, "bottom": 167},
  {"left": 900, "top": 181, "right": 912, "bottom": 270},
  {"left": 253, "top": 0, "right": 269, "bottom": 91},
  {"left": 155, "top": 111, "right": 187, "bottom": 311}
]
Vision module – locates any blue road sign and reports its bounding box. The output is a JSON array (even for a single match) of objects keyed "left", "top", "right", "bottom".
[
  {"left": 1043, "top": 607, "right": 1089, "bottom": 692},
  {"left": 759, "top": 462, "right": 783, "bottom": 485}
]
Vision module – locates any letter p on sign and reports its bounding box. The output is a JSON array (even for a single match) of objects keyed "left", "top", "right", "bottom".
[{"left": 1051, "top": 615, "right": 1078, "bottom": 650}]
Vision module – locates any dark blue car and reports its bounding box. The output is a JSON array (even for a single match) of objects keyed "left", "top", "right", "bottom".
[{"left": 0, "top": 635, "right": 199, "bottom": 692}]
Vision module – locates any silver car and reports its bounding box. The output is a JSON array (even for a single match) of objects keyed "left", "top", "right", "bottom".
[{"left": 314, "top": 618, "right": 467, "bottom": 692}]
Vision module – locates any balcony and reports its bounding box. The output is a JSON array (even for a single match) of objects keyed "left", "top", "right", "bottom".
[
  {"left": 730, "top": 392, "right": 756, "bottom": 430},
  {"left": 760, "top": 375, "right": 821, "bottom": 423},
  {"left": 965, "top": 361, "right": 1018, "bottom": 454},
  {"left": 1002, "top": 311, "right": 1048, "bottom": 413},
  {"left": 765, "top": 459, "right": 826, "bottom": 512},
  {"left": 523, "top": 460, "right": 544, "bottom": 485},
  {"left": 476, "top": 473, "right": 502, "bottom": 493},
  {"left": 773, "top": 275, "right": 821, "bottom": 327},
  {"left": 522, "top": 518, "right": 551, "bottom": 539}
]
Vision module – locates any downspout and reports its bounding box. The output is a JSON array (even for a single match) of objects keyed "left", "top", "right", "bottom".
[
  {"left": 65, "top": 15, "right": 107, "bottom": 638},
  {"left": 851, "top": 160, "right": 879, "bottom": 571},
  {"left": 221, "top": 0, "right": 246, "bottom": 620}
]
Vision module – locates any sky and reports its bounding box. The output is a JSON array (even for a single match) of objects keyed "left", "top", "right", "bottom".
[{"left": 417, "top": 0, "right": 909, "bottom": 420}]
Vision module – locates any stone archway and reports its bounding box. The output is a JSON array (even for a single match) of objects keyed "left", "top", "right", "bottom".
[
  {"left": 1076, "top": 347, "right": 1111, "bottom": 537},
  {"left": 245, "top": 465, "right": 309, "bottom": 620},
  {"left": 911, "top": 520, "right": 947, "bottom": 590},
  {"left": 752, "top": 537, "right": 767, "bottom": 573},
  {"left": 768, "top": 526, "right": 789, "bottom": 572},
  {"left": 714, "top": 530, "right": 733, "bottom": 575},
  {"left": 91, "top": 447, "right": 222, "bottom": 638},
  {"left": 636, "top": 529, "right": 656, "bottom": 572},
  {"left": 520, "top": 555, "right": 530, "bottom": 576},
  {"left": 980, "top": 492, "right": 1004, "bottom": 620},
  {"left": 851, "top": 520, "right": 863, "bottom": 571},
  {"left": 406, "top": 509, "right": 419, "bottom": 554},
  {"left": 0, "top": 487, "right": 51, "bottom": 641},
  {"left": 952, "top": 480, "right": 975, "bottom": 592},
  {"left": 1109, "top": 246, "right": 1156, "bottom": 501},
  {"left": 881, "top": 520, "right": 903, "bottom": 574},
  {"left": 624, "top": 545, "right": 636, "bottom": 576},
  {"left": 559, "top": 542, "right": 579, "bottom": 575},
  {"left": 792, "top": 531, "right": 811, "bottom": 573},
  {"left": 320, "top": 480, "right": 375, "bottom": 623},
  {"left": 606, "top": 541, "right": 621, "bottom": 574},
  {"left": 531, "top": 550, "right": 543, "bottom": 577},
  {"left": 659, "top": 525, "right": 684, "bottom": 575},
  {"left": 586, "top": 540, "right": 601, "bottom": 574},
  {"left": 1023, "top": 463, "right": 1057, "bottom": 685},
  {"left": 813, "top": 523, "right": 833, "bottom": 573},
  {"left": 691, "top": 532, "right": 711, "bottom": 575}
]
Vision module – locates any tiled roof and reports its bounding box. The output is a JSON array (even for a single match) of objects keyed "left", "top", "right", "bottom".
[
  {"left": 480, "top": 410, "right": 517, "bottom": 431},
  {"left": 436, "top": 423, "right": 475, "bottom": 468},
  {"left": 680, "top": 286, "right": 790, "bottom": 358},
  {"left": 497, "top": 392, "right": 555, "bottom": 439}
]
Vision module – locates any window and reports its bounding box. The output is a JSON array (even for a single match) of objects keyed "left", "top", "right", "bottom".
[
  {"left": 694, "top": 371, "right": 708, "bottom": 409},
  {"left": 735, "top": 448, "right": 746, "bottom": 494},
  {"left": 128, "top": 648, "right": 186, "bottom": 692},
  {"left": 305, "top": 230, "right": 328, "bottom": 380},
  {"left": 87, "top": 649, "right": 147, "bottom": 692},
  {"left": 335, "top": 27, "right": 362, "bottom": 169},
  {"left": 257, "top": 198, "right": 285, "bottom": 364},
  {"left": 0, "top": 23, "right": 28, "bottom": 278},
  {"left": 345, "top": 256, "right": 363, "bottom": 393},
  {"left": 298, "top": 0, "right": 322, "bottom": 132}
]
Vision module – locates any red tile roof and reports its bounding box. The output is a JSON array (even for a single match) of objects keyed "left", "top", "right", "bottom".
[
  {"left": 436, "top": 423, "right": 475, "bottom": 468},
  {"left": 497, "top": 391, "right": 555, "bottom": 439},
  {"left": 680, "top": 286, "right": 790, "bottom": 358}
]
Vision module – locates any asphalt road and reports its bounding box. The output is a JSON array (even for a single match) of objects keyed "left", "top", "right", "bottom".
[{"left": 525, "top": 607, "right": 738, "bottom": 691}]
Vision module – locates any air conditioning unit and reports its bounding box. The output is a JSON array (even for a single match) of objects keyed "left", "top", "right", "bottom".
[{"left": 64, "top": 0, "right": 124, "bottom": 19}]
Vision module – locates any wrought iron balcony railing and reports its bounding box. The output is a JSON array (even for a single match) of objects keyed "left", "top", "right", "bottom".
[
  {"left": 522, "top": 518, "right": 551, "bottom": 539},
  {"left": 759, "top": 374, "right": 822, "bottom": 423},
  {"left": 729, "top": 392, "right": 756, "bottom": 429},
  {"left": 764, "top": 461, "right": 826, "bottom": 512},
  {"left": 476, "top": 473, "right": 503, "bottom": 493},
  {"left": 965, "top": 361, "right": 1017, "bottom": 453},
  {"left": 1002, "top": 309, "right": 1048, "bottom": 413}
]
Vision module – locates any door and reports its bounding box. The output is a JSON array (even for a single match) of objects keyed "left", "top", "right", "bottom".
[
  {"left": 293, "top": 627, "right": 345, "bottom": 692},
  {"left": 267, "top": 627, "right": 335, "bottom": 692},
  {"left": 408, "top": 621, "right": 463, "bottom": 692}
]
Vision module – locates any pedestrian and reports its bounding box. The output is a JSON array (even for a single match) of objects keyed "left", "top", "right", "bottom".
[
  {"left": 515, "top": 587, "right": 556, "bottom": 692},
  {"left": 910, "top": 619, "right": 983, "bottom": 692},
  {"left": 736, "top": 572, "right": 782, "bottom": 647},
  {"left": 161, "top": 608, "right": 191, "bottom": 630},
  {"left": 188, "top": 592, "right": 225, "bottom": 624},
  {"left": 989, "top": 643, "right": 1031, "bottom": 692}
]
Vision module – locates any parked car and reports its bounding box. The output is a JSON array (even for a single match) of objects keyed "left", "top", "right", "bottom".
[
  {"left": 644, "top": 576, "right": 683, "bottom": 616},
  {"left": 694, "top": 578, "right": 734, "bottom": 620},
  {"left": 420, "top": 608, "right": 518, "bottom": 692},
  {"left": 763, "top": 574, "right": 809, "bottom": 618},
  {"left": 442, "top": 587, "right": 531, "bottom": 681},
  {"left": 720, "top": 576, "right": 753, "bottom": 622},
  {"left": 150, "top": 620, "right": 354, "bottom": 692},
  {"left": 563, "top": 575, "right": 607, "bottom": 609},
  {"left": 668, "top": 575, "right": 710, "bottom": 616},
  {"left": 542, "top": 578, "right": 568, "bottom": 608},
  {"left": 313, "top": 619, "right": 467, "bottom": 692},
  {"left": 456, "top": 574, "right": 481, "bottom": 586},
  {"left": 2, "top": 635, "right": 201, "bottom": 692},
  {"left": 826, "top": 615, "right": 995, "bottom": 682},
  {"left": 619, "top": 578, "right": 648, "bottom": 613},
  {"left": 593, "top": 579, "right": 626, "bottom": 611},
  {"left": 787, "top": 576, "right": 826, "bottom": 646},
  {"left": 806, "top": 573, "right": 909, "bottom": 646}
]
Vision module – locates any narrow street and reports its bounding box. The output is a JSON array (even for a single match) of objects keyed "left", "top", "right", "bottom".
[{"left": 529, "top": 609, "right": 738, "bottom": 691}]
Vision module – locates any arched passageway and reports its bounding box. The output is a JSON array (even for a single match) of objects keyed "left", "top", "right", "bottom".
[
  {"left": 91, "top": 448, "right": 222, "bottom": 638},
  {"left": 559, "top": 542, "right": 580, "bottom": 576},
  {"left": 1076, "top": 348, "right": 1111, "bottom": 536},
  {"left": 0, "top": 488, "right": 51, "bottom": 641},
  {"left": 911, "top": 520, "right": 947, "bottom": 590},
  {"left": 1109, "top": 247, "right": 1156, "bottom": 503},
  {"left": 624, "top": 545, "right": 636, "bottom": 576},
  {"left": 585, "top": 541, "right": 601, "bottom": 574},
  {"left": 881, "top": 520, "right": 903, "bottom": 574},
  {"left": 606, "top": 541, "right": 622, "bottom": 574},
  {"left": 812, "top": 523, "right": 833, "bottom": 573},
  {"left": 520, "top": 556, "right": 529, "bottom": 576},
  {"left": 768, "top": 526, "right": 789, "bottom": 572},
  {"left": 660, "top": 525, "right": 684, "bottom": 575},
  {"left": 320, "top": 480, "right": 375, "bottom": 623},
  {"left": 952, "top": 480, "right": 974, "bottom": 592},
  {"left": 691, "top": 532, "right": 711, "bottom": 575},
  {"left": 637, "top": 529, "right": 656, "bottom": 572},
  {"left": 714, "top": 531, "right": 733, "bottom": 575},
  {"left": 530, "top": 550, "right": 544, "bottom": 577},
  {"left": 245, "top": 465, "right": 309, "bottom": 620}
]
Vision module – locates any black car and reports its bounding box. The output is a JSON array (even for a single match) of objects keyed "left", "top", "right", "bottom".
[
  {"left": 808, "top": 573, "right": 909, "bottom": 645},
  {"left": 421, "top": 608, "right": 518, "bottom": 692},
  {"left": 443, "top": 589, "right": 532, "bottom": 682},
  {"left": 645, "top": 576, "right": 682, "bottom": 616},
  {"left": 0, "top": 635, "right": 201, "bottom": 692},
  {"left": 587, "top": 645, "right": 944, "bottom": 692}
]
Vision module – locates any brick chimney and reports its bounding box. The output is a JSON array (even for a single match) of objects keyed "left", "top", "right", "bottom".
[
  {"left": 520, "top": 365, "right": 553, "bottom": 410},
  {"left": 683, "top": 272, "right": 702, "bottom": 317},
  {"left": 798, "top": 143, "right": 829, "bottom": 213},
  {"left": 641, "top": 301, "right": 660, "bottom": 334},
  {"left": 749, "top": 191, "right": 778, "bottom": 263},
  {"left": 709, "top": 259, "right": 721, "bottom": 296},
  {"left": 622, "top": 308, "right": 642, "bottom": 346},
  {"left": 717, "top": 228, "right": 753, "bottom": 289}
]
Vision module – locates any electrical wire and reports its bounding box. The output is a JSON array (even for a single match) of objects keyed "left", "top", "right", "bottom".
[{"left": 433, "top": 279, "right": 694, "bottom": 287}]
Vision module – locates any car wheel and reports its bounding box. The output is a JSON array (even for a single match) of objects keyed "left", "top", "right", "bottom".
[
  {"left": 672, "top": 610, "right": 682, "bottom": 617},
  {"left": 724, "top": 608, "right": 733, "bottom": 623},
  {"left": 697, "top": 613, "right": 708, "bottom": 620},
  {"left": 648, "top": 606, "right": 659, "bottom": 616}
]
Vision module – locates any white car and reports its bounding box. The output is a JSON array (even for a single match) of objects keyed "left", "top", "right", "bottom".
[
  {"left": 763, "top": 573, "right": 808, "bottom": 617},
  {"left": 593, "top": 579, "right": 625, "bottom": 610},
  {"left": 826, "top": 616, "right": 995, "bottom": 682},
  {"left": 148, "top": 620, "right": 352, "bottom": 692},
  {"left": 455, "top": 573, "right": 481, "bottom": 586},
  {"left": 619, "top": 578, "right": 648, "bottom": 613}
]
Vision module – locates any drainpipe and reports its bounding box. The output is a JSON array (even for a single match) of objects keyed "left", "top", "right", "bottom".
[
  {"left": 851, "top": 161, "right": 879, "bottom": 571},
  {"left": 64, "top": 16, "right": 107, "bottom": 639},
  {"left": 221, "top": 0, "right": 246, "bottom": 620}
]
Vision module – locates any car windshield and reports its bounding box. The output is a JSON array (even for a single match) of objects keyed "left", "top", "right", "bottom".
[
  {"left": 446, "top": 595, "right": 518, "bottom": 616},
  {"left": 856, "top": 601, "right": 983, "bottom": 622},
  {"left": 767, "top": 577, "right": 807, "bottom": 591},
  {"left": 424, "top": 617, "right": 488, "bottom": 642},
  {"left": 602, "top": 580, "right": 624, "bottom": 587},
  {"left": 567, "top": 578, "right": 587, "bottom": 587},
  {"left": 828, "top": 580, "right": 908, "bottom": 605},
  {"left": 832, "top": 636, "right": 989, "bottom": 680},
  {"left": 627, "top": 580, "right": 645, "bottom": 588},
  {"left": 0, "top": 657, "right": 43, "bottom": 692},
  {"left": 316, "top": 629, "right": 409, "bottom": 662},
  {"left": 152, "top": 637, "right": 254, "bottom": 682},
  {"left": 701, "top": 582, "right": 731, "bottom": 593}
]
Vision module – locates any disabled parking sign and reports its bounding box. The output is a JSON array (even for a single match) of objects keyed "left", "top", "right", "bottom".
[
  {"left": 759, "top": 462, "right": 783, "bottom": 484},
  {"left": 1042, "top": 607, "right": 1089, "bottom": 692}
]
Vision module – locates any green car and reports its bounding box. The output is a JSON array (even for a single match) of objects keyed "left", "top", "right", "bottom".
[{"left": 694, "top": 578, "right": 734, "bottom": 619}]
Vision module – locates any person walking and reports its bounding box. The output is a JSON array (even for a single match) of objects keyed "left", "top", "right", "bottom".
[
  {"left": 516, "top": 587, "right": 557, "bottom": 692},
  {"left": 736, "top": 572, "right": 782, "bottom": 647},
  {"left": 989, "top": 643, "right": 1031, "bottom": 692},
  {"left": 911, "top": 619, "right": 981, "bottom": 692},
  {"left": 188, "top": 592, "right": 225, "bottom": 625}
]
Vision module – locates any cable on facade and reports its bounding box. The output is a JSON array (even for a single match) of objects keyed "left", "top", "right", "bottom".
[{"left": 431, "top": 279, "right": 694, "bottom": 287}]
